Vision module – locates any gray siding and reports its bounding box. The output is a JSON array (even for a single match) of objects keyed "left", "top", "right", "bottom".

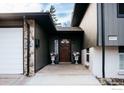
[
  {"left": 102, "top": 3, "right": 124, "bottom": 46},
  {"left": 97, "top": 4, "right": 102, "bottom": 46},
  {"left": 103, "top": 4, "right": 118, "bottom": 46},
  {"left": 80, "top": 3, "right": 124, "bottom": 47},
  {"left": 35, "top": 22, "right": 49, "bottom": 71}
]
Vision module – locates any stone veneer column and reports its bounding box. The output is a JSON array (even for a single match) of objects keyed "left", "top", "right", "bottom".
[
  {"left": 27, "top": 20, "right": 35, "bottom": 76},
  {"left": 23, "top": 19, "right": 35, "bottom": 76},
  {"left": 23, "top": 19, "right": 28, "bottom": 75}
]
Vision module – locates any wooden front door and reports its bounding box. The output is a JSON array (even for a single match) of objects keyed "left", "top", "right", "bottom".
[{"left": 60, "top": 39, "right": 71, "bottom": 62}]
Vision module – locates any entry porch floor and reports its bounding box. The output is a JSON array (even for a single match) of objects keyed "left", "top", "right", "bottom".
[{"left": 0, "top": 64, "right": 101, "bottom": 85}]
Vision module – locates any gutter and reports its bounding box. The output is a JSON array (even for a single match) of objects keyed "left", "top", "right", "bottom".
[{"left": 101, "top": 3, "right": 105, "bottom": 78}]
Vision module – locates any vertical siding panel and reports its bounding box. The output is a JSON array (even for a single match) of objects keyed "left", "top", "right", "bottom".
[
  {"left": 97, "top": 4, "right": 102, "bottom": 46},
  {"left": 104, "top": 4, "right": 109, "bottom": 45},
  {"left": 104, "top": 4, "right": 118, "bottom": 46},
  {"left": 113, "top": 4, "right": 118, "bottom": 45},
  {"left": 117, "top": 4, "right": 124, "bottom": 45}
]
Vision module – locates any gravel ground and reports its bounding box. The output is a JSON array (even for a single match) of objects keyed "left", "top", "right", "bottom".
[{"left": 97, "top": 77, "right": 124, "bottom": 85}]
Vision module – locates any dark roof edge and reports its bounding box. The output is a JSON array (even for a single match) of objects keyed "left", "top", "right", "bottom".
[
  {"left": 71, "top": 3, "right": 90, "bottom": 27},
  {"left": 48, "top": 13, "right": 57, "bottom": 32},
  {"left": 0, "top": 12, "right": 57, "bottom": 33},
  {"left": 0, "top": 12, "right": 50, "bottom": 17}
]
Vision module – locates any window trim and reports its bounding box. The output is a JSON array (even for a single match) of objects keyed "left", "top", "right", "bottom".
[
  {"left": 117, "top": 3, "right": 124, "bottom": 18},
  {"left": 118, "top": 53, "right": 124, "bottom": 75}
]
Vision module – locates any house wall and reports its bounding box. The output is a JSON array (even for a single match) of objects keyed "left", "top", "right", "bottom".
[
  {"left": 100, "top": 3, "right": 124, "bottom": 46},
  {"left": 79, "top": 3, "right": 124, "bottom": 78},
  {"left": 0, "top": 28, "right": 23, "bottom": 74},
  {"left": 0, "top": 19, "right": 35, "bottom": 76},
  {"left": 0, "top": 19, "right": 23, "bottom": 27},
  {"left": 79, "top": 3, "right": 97, "bottom": 48},
  {"left": 89, "top": 47, "right": 102, "bottom": 77},
  {"left": 89, "top": 46, "right": 124, "bottom": 78},
  {"left": 35, "top": 22, "right": 49, "bottom": 72},
  {"left": 81, "top": 49, "right": 89, "bottom": 66},
  {"left": 70, "top": 37, "right": 83, "bottom": 63},
  {"left": 103, "top": 4, "right": 118, "bottom": 46},
  {"left": 97, "top": 4, "right": 102, "bottom": 46},
  {"left": 49, "top": 32, "right": 83, "bottom": 63},
  {"left": 79, "top": 3, "right": 124, "bottom": 47}
]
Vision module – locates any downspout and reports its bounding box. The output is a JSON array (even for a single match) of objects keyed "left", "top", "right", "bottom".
[{"left": 101, "top": 3, "right": 105, "bottom": 78}]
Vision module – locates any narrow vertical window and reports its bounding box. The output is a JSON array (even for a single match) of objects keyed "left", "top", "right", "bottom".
[{"left": 54, "top": 40, "right": 58, "bottom": 54}]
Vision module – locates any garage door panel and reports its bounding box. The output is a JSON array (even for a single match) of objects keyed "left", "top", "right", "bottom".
[
  {"left": 0, "top": 60, "right": 23, "bottom": 64},
  {"left": 0, "top": 70, "right": 23, "bottom": 74},
  {"left": 0, "top": 43, "right": 22, "bottom": 47},
  {"left": 0, "top": 50, "right": 23, "bottom": 56},
  {"left": 0, "top": 28, "right": 23, "bottom": 74},
  {"left": 0, "top": 66, "right": 23, "bottom": 69},
  {"left": 0, "top": 53, "right": 22, "bottom": 56},
  {"left": 0, "top": 58, "right": 22, "bottom": 60}
]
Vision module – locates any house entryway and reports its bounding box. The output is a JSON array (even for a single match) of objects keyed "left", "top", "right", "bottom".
[
  {"left": 16, "top": 64, "right": 100, "bottom": 85},
  {"left": 49, "top": 31, "right": 83, "bottom": 65}
]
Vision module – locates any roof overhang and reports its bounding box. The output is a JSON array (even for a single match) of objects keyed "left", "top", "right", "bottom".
[
  {"left": 56, "top": 27, "right": 83, "bottom": 31},
  {"left": 49, "top": 26, "right": 83, "bottom": 35},
  {"left": 71, "top": 3, "right": 89, "bottom": 27},
  {"left": 0, "top": 12, "right": 56, "bottom": 33}
]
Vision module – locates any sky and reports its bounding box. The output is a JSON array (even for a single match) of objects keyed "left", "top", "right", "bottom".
[{"left": 0, "top": 3, "right": 74, "bottom": 27}]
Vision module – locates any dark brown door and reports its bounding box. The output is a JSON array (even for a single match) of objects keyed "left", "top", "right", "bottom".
[{"left": 60, "top": 39, "right": 70, "bottom": 62}]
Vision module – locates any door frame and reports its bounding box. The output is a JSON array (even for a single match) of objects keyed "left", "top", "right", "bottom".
[{"left": 59, "top": 39, "right": 71, "bottom": 62}]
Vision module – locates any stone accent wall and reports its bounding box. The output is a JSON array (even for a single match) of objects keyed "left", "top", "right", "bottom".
[
  {"left": 23, "top": 19, "right": 35, "bottom": 76},
  {"left": 23, "top": 19, "right": 28, "bottom": 75},
  {"left": 28, "top": 20, "right": 35, "bottom": 76}
]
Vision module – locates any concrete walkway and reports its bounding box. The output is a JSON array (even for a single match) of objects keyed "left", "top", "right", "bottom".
[
  {"left": 17, "top": 64, "right": 101, "bottom": 85},
  {"left": 0, "top": 74, "right": 24, "bottom": 85}
]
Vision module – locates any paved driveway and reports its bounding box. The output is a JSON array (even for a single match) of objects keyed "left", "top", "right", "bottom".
[
  {"left": 0, "top": 74, "right": 24, "bottom": 85},
  {"left": 16, "top": 64, "right": 101, "bottom": 85}
]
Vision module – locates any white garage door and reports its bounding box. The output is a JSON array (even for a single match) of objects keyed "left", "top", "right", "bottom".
[{"left": 0, "top": 28, "right": 23, "bottom": 74}]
